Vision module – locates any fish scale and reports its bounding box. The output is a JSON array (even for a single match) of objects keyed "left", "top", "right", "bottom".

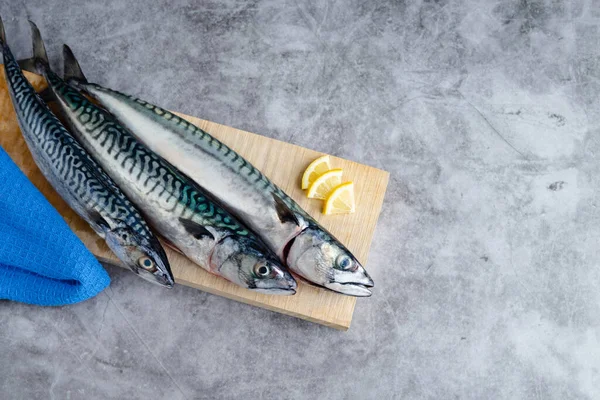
[
  {"left": 4, "top": 50, "right": 135, "bottom": 232},
  {"left": 1, "top": 18, "right": 174, "bottom": 287}
]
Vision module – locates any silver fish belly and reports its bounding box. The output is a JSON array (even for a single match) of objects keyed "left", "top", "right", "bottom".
[{"left": 62, "top": 46, "right": 374, "bottom": 296}]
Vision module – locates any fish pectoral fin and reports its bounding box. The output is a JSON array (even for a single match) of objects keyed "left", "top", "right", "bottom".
[
  {"left": 86, "top": 209, "right": 111, "bottom": 234},
  {"left": 272, "top": 193, "right": 300, "bottom": 226},
  {"left": 178, "top": 218, "right": 215, "bottom": 240}
]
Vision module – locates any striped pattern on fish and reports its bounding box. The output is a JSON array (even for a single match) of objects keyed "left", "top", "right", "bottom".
[
  {"left": 37, "top": 46, "right": 296, "bottom": 294},
  {"left": 51, "top": 72, "right": 248, "bottom": 236},
  {"left": 62, "top": 46, "right": 374, "bottom": 296},
  {"left": 1, "top": 19, "right": 174, "bottom": 287}
]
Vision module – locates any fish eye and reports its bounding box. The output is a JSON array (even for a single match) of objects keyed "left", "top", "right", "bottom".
[
  {"left": 254, "top": 263, "right": 271, "bottom": 278},
  {"left": 138, "top": 256, "right": 157, "bottom": 272},
  {"left": 336, "top": 255, "right": 354, "bottom": 271}
]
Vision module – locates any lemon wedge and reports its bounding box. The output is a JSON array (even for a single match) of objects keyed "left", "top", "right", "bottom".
[
  {"left": 307, "top": 169, "right": 343, "bottom": 199},
  {"left": 301, "top": 155, "right": 331, "bottom": 190},
  {"left": 323, "top": 182, "right": 355, "bottom": 215}
]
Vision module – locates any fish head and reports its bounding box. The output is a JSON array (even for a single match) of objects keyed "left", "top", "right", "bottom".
[
  {"left": 286, "top": 227, "right": 374, "bottom": 297},
  {"left": 105, "top": 227, "right": 174, "bottom": 288},
  {"left": 211, "top": 236, "right": 297, "bottom": 295}
]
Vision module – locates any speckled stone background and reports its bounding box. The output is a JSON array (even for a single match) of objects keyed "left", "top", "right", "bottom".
[{"left": 1, "top": 1, "right": 600, "bottom": 399}]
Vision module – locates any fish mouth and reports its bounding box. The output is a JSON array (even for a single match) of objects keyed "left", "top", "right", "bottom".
[
  {"left": 137, "top": 270, "right": 175, "bottom": 288},
  {"left": 157, "top": 274, "right": 175, "bottom": 288},
  {"left": 325, "top": 281, "right": 372, "bottom": 297},
  {"left": 259, "top": 274, "right": 297, "bottom": 296},
  {"left": 325, "top": 271, "right": 374, "bottom": 297}
]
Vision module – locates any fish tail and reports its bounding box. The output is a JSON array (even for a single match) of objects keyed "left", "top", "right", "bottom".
[
  {"left": 63, "top": 44, "right": 88, "bottom": 84},
  {"left": 0, "top": 15, "right": 6, "bottom": 45},
  {"left": 17, "top": 21, "right": 49, "bottom": 75},
  {"left": 29, "top": 21, "right": 49, "bottom": 67}
]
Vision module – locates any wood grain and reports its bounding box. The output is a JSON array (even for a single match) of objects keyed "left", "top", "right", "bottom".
[{"left": 0, "top": 70, "right": 389, "bottom": 330}]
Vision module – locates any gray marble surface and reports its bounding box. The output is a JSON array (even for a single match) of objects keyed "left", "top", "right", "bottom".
[{"left": 1, "top": 0, "right": 600, "bottom": 398}]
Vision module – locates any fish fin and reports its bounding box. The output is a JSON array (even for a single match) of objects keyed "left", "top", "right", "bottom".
[
  {"left": 16, "top": 22, "right": 49, "bottom": 75},
  {"left": 28, "top": 21, "right": 49, "bottom": 67},
  {"left": 272, "top": 193, "right": 300, "bottom": 226},
  {"left": 87, "top": 209, "right": 110, "bottom": 234},
  {"left": 178, "top": 218, "right": 215, "bottom": 240},
  {"left": 17, "top": 58, "right": 38, "bottom": 73},
  {"left": 63, "top": 44, "right": 88, "bottom": 83},
  {"left": 0, "top": 15, "right": 6, "bottom": 45}
]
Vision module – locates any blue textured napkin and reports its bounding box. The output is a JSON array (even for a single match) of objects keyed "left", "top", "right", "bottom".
[{"left": 0, "top": 146, "right": 110, "bottom": 305}]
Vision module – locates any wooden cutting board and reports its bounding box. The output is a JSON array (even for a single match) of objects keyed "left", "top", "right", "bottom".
[{"left": 0, "top": 70, "right": 389, "bottom": 330}]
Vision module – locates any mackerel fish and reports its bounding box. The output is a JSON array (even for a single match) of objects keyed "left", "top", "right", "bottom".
[
  {"left": 26, "top": 23, "right": 296, "bottom": 295},
  {"left": 0, "top": 18, "right": 173, "bottom": 287},
  {"left": 61, "top": 44, "right": 374, "bottom": 296}
]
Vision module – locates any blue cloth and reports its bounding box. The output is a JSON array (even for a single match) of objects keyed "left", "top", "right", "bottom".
[{"left": 0, "top": 147, "right": 110, "bottom": 305}]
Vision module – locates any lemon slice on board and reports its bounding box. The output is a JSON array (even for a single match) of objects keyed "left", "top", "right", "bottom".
[
  {"left": 307, "top": 169, "right": 343, "bottom": 199},
  {"left": 323, "top": 182, "right": 355, "bottom": 215},
  {"left": 301, "top": 155, "right": 332, "bottom": 189}
]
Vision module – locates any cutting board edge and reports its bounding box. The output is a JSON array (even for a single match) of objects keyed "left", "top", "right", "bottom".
[{"left": 98, "top": 256, "right": 353, "bottom": 330}]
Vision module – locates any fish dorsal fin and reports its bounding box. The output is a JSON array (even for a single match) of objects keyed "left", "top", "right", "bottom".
[
  {"left": 272, "top": 193, "right": 299, "bottom": 226},
  {"left": 178, "top": 218, "right": 215, "bottom": 240}
]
